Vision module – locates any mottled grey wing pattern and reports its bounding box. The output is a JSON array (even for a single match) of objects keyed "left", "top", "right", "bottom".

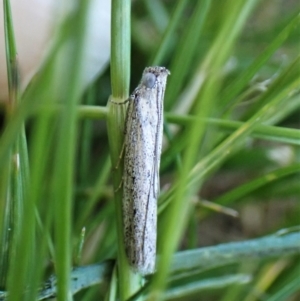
[{"left": 122, "top": 66, "right": 169, "bottom": 275}]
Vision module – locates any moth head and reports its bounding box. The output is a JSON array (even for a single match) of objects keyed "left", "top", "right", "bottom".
[{"left": 141, "top": 72, "right": 157, "bottom": 89}]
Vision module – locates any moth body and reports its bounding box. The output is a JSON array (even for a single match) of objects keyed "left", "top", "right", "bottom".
[{"left": 123, "top": 66, "right": 170, "bottom": 275}]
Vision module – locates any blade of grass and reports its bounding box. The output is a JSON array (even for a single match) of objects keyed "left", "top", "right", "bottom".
[
  {"left": 243, "top": 260, "right": 290, "bottom": 301},
  {"left": 144, "top": 0, "right": 169, "bottom": 33},
  {"left": 79, "top": 86, "right": 97, "bottom": 185},
  {"left": 265, "top": 275, "right": 300, "bottom": 301},
  {"left": 165, "top": 113, "right": 300, "bottom": 145},
  {"left": 110, "top": 0, "right": 130, "bottom": 100},
  {"left": 158, "top": 57, "right": 300, "bottom": 217},
  {"left": 8, "top": 2, "right": 99, "bottom": 300},
  {"left": 50, "top": 2, "right": 92, "bottom": 300},
  {"left": 152, "top": 1, "right": 259, "bottom": 298},
  {"left": 213, "top": 163, "right": 300, "bottom": 207},
  {"left": 2, "top": 1, "right": 30, "bottom": 300},
  {"left": 164, "top": 0, "right": 211, "bottom": 110},
  {"left": 10, "top": 229, "right": 297, "bottom": 300},
  {"left": 150, "top": 0, "right": 189, "bottom": 65},
  {"left": 220, "top": 11, "right": 300, "bottom": 114},
  {"left": 170, "top": 231, "right": 300, "bottom": 276},
  {"left": 107, "top": 0, "right": 142, "bottom": 299},
  {"left": 75, "top": 105, "right": 300, "bottom": 146},
  {"left": 75, "top": 155, "right": 111, "bottom": 232},
  {"left": 3, "top": 0, "right": 17, "bottom": 104},
  {"left": 188, "top": 56, "right": 300, "bottom": 190},
  {"left": 164, "top": 274, "right": 251, "bottom": 300}
]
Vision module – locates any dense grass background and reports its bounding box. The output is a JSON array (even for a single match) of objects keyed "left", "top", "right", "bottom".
[{"left": 0, "top": 0, "right": 299, "bottom": 300}]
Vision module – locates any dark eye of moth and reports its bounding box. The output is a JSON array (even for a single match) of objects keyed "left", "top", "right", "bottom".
[{"left": 142, "top": 72, "right": 156, "bottom": 89}]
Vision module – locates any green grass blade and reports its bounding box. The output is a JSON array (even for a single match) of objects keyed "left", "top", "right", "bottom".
[
  {"left": 152, "top": 0, "right": 260, "bottom": 296},
  {"left": 164, "top": 0, "right": 211, "bottom": 110},
  {"left": 150, "top": 0, "right": 189, "bottom": 65},
  {"left": 110, "top": 0, "right": 131, "bottom": 100},
  {"left": 221, "top": 12, "right": 300, "bottom": 113},
  {"left": 108, "top": 0, "right": 142, "bottom": 299},
  {"left": 266, "top": 276, "right": 300, "bottom": 301},
  {"left": 213, "top": 163, "right": 300, "bottom": 206}
]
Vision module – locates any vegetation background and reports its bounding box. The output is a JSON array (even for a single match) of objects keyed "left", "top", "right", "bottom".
[{"left": 0, "top": 0, "right": 299, "bottom": 300}]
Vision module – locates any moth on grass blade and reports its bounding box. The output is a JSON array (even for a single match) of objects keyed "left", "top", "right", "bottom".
[{"left": 123, "top": 66, "right": 170, "bottom": 275}]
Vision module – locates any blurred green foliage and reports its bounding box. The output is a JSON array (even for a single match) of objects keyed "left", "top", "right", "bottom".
[{"left": 0, "top": 0, "right": 299, "bottom": 300}]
